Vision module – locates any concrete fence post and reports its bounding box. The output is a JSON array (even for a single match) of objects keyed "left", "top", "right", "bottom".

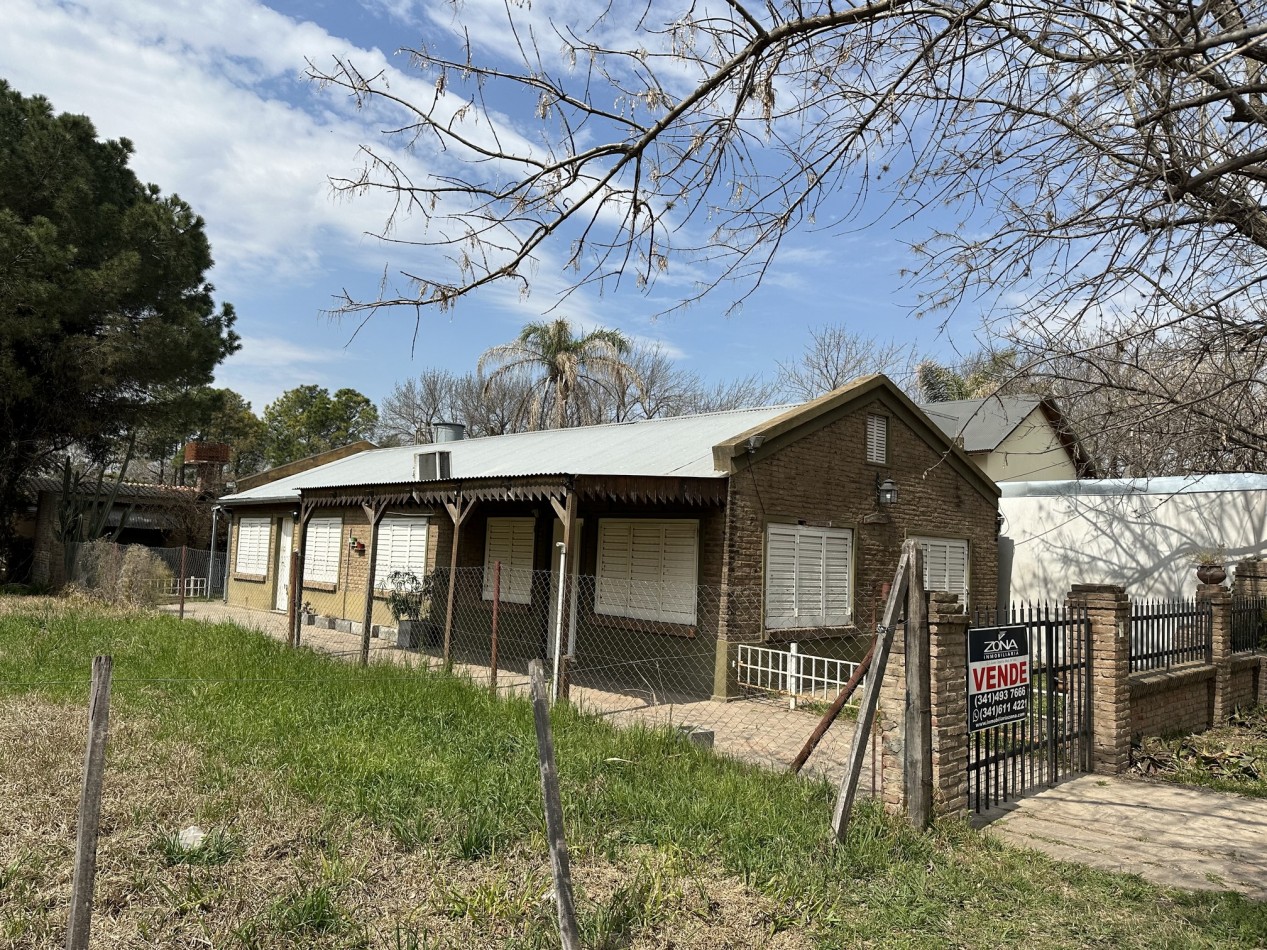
[
  {"left": 927, "top": 593, "right": 970, "bottom": 819},
  {"left": 1068, "top": 584, "right": 1130, "bottom": 774},
  {"left": 1198, "top": 584, "right": 1233, "bottom": 724}
]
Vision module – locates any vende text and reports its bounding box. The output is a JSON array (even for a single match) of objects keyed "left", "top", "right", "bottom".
[{"left": 970, "top": 661, "right": 1030, "bottom": 694}]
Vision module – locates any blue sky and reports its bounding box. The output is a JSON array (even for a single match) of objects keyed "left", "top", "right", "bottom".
[{"left": 3, "top": 0, "right": 981, "bottom": 415}]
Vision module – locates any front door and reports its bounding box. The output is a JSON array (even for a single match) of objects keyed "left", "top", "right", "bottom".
[
  {"left": 274, "top": 518, "right": 294, "bottom": 611},
  {"left": 547, "top": 518, "right": 583, "bottom": 658}
]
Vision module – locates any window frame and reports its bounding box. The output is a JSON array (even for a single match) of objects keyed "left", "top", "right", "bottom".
[
  {"left": 764, "top": 522, "right": 854, "bottom": 631},
  {"left": 594, "top": 518, "right": 699, "bottom": 625}
]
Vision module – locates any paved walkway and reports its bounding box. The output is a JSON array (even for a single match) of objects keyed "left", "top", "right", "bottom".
[{"left": 982, "top": 774, "right": 1267, "bottom": 900}]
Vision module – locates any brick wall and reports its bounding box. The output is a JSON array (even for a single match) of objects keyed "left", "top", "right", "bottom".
[
  {"left": 1229, "top": 658, "right": 1258, "bottom": 711},
  {"left": 225, "top": 508, "right": 283, "bottom": 611},
  {"left": 722, "top": 392, "right": 998, "bottom": 648},
  {"left": 1130, "top": 666, "right": 1214, "bottom": 738}
]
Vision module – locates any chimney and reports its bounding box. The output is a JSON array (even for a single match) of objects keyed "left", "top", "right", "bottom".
[{"left": 431, "top": 422, "right": 466, "bottom": 443}]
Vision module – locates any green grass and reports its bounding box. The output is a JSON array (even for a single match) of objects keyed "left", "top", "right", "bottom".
[{"left": 2, "top": 599, "right": 1266, "bottom": 947}]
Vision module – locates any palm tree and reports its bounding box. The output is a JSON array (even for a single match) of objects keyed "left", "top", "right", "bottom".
[{"left": 477, "top": 319, "right": 644, "bottom": 429}]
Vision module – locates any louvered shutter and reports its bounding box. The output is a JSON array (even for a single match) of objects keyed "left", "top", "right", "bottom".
[
  {"left": 866, "top": 414, "right": 888, "bottom": 464},
  {"left": 483, "top": 517, "right": 535, "bottom": 604},
  {"left": 915, "top": 537, "right": 969, "bottom": 606},
  {"left": 595, "top": 520, "right": 698, "bottom": 624},
  {"left": 234, "top": 518, "right": 271, "bottom": 575},
  {"left": 374, "top": 516, "right": 429, "bottom": 587},
  {"left": 305, "top": 517, "right": 343, "bottom": 584},
  {"left": 765, "top": 524, "right": 853, "bottom": 629}
]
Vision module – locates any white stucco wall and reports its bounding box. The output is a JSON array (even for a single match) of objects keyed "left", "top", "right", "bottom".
[
  {"left": 999, "top": 474, "right": 1267, "bottom": 605},
  {"left": 973, "top": 408, "right": 1080, "bottom": 483}
]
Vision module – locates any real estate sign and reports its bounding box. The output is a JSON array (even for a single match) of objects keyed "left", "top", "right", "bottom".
[{"left": 967, "top": 624, "right": 1030, "bottom": 732}]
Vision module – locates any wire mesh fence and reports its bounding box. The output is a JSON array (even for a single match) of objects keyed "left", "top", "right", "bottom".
[{"left": 67, "top": 542, "right": 227, "bottom": 605}]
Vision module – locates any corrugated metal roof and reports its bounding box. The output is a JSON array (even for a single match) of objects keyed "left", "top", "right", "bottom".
[
  {"left": 220, "top": 405, "right": 796, "bottom": 505},
  {"left": 27, "top": 476, "right": 200, "bottom": 501},
  {"left": 1000, "top": 473, "right": 1267, "bottom": 498},
  {"left": 919, "top": 397, "right": 1044, "bottom": 453}
]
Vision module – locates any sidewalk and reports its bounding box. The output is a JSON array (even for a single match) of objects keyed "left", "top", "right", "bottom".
[{"left": 981, "top": 773, "right": 1267, "bottom": 900}]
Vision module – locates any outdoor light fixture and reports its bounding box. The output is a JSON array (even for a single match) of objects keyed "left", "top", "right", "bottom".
[{"left": 876, "top": 475, "right": 899, "bottom": 507}]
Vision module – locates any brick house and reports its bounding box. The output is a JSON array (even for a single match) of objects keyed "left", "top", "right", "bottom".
[{"left": 219, "top": 375, "right": 999, "bottom": 698}]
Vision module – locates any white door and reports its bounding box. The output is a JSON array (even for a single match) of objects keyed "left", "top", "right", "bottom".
[
  {"left": 274, "top": 518, "right": 294, "bottom": 611},
  {"left": 548, "top": 518, "right": 583, "bottom": 658}
]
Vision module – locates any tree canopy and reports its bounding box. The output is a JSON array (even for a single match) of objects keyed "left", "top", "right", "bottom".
[
  {"left": 261, "top": 386, "right": 378, "bottom": 467},
  {"left": 0, "top": 81, "right": 238, "bottom": 568},
  {"left": 309, "top": 1, "right": 1267, "bottom": 472}
]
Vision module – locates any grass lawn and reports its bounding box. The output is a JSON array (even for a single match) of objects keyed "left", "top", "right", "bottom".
[{"left": 2, "top": 597, "right": 1266, "bottom": 948}]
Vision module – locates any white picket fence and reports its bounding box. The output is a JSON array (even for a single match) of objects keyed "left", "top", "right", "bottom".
[{"left": 736, "top": 642, "right": 863, "bottom": 710}]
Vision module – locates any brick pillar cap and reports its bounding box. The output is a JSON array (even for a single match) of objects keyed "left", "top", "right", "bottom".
[
  {"left": 1070, "top": 584, "right": 1127, "bottom": 594},
  {"left": 1196, "top": 584, "right": 1231, "bottom": 599}
]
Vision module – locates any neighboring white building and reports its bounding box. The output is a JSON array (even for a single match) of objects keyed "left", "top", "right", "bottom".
[
  {"left": 921, "top": 396, "right": 1097, "bottom": 483},
  {"left": 999, "top": 474, "right": 1267, "bottom": 604}
]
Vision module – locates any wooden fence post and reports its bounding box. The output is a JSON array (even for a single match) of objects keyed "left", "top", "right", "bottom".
[
  {"left": 66, "top": 656, "right": 113, "bottom": 950},
  {"left": 528, "top": 660, "right": 580, "bottom": 950},
  {"left": 904, "top": 546, "right": 932, "bottom": 828}
]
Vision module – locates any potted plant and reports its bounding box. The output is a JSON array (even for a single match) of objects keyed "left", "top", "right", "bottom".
[
  {"left": 1190, "top": 545, "right": 1228, "bottom": 586},
  {"left": 386, "top": 569, "right": 441, "bottom": 649},
  {"left": 301, "top": 601, "right": 316, "bottom": 626}
]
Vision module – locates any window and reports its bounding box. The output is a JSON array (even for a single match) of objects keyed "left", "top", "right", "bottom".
[
  {"left": 595, "top": 519, "right": 698, "bottom": 624},
  {"left": 915, "top": 537, "right": 969, "bottom": 606},
  {"left": 764, "top": 524, "right": 853, "bottom": 629},
  {"left": 374, "top": 515, "right": 429, "bottom": 587},
  {"left": 305, "top": 517, "right": 343, "bottom": 584},
  {"left": 234, "top": 517, "right": 270, "bottom": 575},
  {"left": 483, "top": 517, "right": 536, "bottom": 604},
  {"left": 866, "top": 414, "right": 888, "bottom": 464}
]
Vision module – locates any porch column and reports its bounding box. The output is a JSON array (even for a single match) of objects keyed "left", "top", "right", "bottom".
[
  {"left": 359, "top": 498, "right": 389, "bottom": 667},
  {"left": 549, "top": 489, "right": 578, "bottom": 698},
  {"left": 443, "top": 493, "right": 476, "bottom": 667}
]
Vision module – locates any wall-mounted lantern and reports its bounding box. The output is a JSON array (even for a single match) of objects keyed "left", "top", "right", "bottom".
[{"left": 876, "top": 475, "right": 899, "bottom": 507}]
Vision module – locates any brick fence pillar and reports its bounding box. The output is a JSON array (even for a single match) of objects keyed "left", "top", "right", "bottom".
[
  {"left": 928, "top": 592, "right": 969, "bottom": 819},
  {"left": 1233, "top": 558, "right": 1267, "bottom": 598},
  {"left": 1199, "top": 584, "right": 1233, "bottom": 724},
  {"left": 878, "top": 608, "right": 908, "bottom": 815},
  {"left": 1068, "top": 584, "right": 1130, "bottom": 774}
]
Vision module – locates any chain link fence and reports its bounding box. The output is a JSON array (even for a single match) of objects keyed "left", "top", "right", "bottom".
[
  {"left": 69, "top": 542, "right": 228, "bottom": 602},
  {"left": 297, "top": 565, "right": 876, "bottom": 784}
]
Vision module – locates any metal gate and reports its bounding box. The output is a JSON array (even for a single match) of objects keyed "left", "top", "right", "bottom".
[{"left": 967, "top": 602, "right": 1092, "bottom": 812}]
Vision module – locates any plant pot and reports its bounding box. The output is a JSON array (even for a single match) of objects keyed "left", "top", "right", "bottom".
[
  {"left": 397, "top": 620, "right": 421, "bottom": 649},
  {"left": 1196, "top": 564, "right": 1227, "bottom": 585}
]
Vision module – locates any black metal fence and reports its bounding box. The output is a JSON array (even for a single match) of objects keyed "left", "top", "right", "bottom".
[
  {"left": 1129, "top": 598, "right": 1211, "bottom": 672},
  {"left": 1231, "top": 595, "right": 1267, "bottom": 654},
  {"left": 967, "top": 602, "right": 1092, "bottom": 812}
]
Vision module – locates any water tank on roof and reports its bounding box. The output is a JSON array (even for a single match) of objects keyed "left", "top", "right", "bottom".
[{"left": 431, "top": 422, "right": 466, "bottom": 443}]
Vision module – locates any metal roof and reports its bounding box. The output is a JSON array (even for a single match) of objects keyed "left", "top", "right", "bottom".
[
  {"left": 219, "top": 405, "right": 796, "bottom": 505},
  {"left": 1001, "top": 473, "right": 1267, "bottom": 498},
  {"left": 920, "top": 397, "right": 1045, "bottom": 453}
]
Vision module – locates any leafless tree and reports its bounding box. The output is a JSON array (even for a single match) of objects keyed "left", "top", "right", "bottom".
[
  {"left": 378, "top": 369, "right": 460, "bottom": 445},
  {"left": 308, "top": 1, "right": 1267, "bottom": 465},
  {"left": 776, "top": 327, "right": 920, "bottom": 401}
]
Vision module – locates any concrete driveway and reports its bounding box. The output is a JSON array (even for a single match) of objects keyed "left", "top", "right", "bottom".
[{"left": 981, "top": 774, "right": 1267, "bottom": 900}]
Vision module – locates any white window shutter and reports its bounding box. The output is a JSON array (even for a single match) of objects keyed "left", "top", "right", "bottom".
[
  {"left": 915, "top": 537, "right": 969, "bottom": 607},
  {"left": 483, "top": 517, "right": 535, "bottom": 604},
  {"left": 866, "top": 414, "right": 888, "bottom": 464},
  {"left": 374, "top": 516, "right": 429, "bottom": 587},
  {"left": 305, "top": 517, "right": 343, "bottom": 584},
  {"left": 235, "top": 518, "right": 270, "bottom": 575},
  {"left": 765, "top": 524, "right": 852, "bottom": 629},
  {"left": 595, "top": 520, "right": 698, "bottom": 624}
]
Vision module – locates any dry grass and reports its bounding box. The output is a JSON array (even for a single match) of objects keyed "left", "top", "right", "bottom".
[{"left": 0, "top": 696, "right": 811, "bottom": 949}]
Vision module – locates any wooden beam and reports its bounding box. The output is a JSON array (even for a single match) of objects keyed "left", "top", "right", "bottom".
[
  {"left": 832, "top": 541, "right": 914, "bottom": 841},
  {"left": 790, "top": 642, "right": 874, "bottom": 775},
  {"left": 292, "top": 502, "right": 314, "bottom": 647},
  {"left": 442, "top": 494, "right": 475, "bottom": 666},
  {"left": 554, "top": 491, "right": 577, "bottom": 700},
  {"left": 66, "top": 656, "right": 112, "bottom": 950},
  {"left": 359, "top": 499, "right": 389, "bottom": 667}
]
